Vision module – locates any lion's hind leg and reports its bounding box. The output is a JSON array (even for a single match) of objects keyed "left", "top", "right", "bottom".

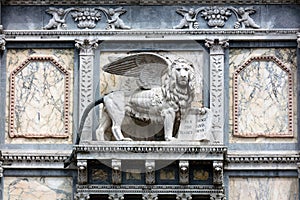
[{"left": 104, "top": 92, "right": 132, "bottom": 141}]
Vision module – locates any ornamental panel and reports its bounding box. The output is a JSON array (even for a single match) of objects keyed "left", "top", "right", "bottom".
[{"left": 8, "top": 54, "right": 72, "bottom": 138}]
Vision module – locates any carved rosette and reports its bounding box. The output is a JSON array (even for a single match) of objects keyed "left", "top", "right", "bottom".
[
  {"left": 176, "top": 193, "right": 192, "bottom": 200},
  {"left": 108, "top": 193, "right": 124, "bottom": 200},
  {"left": 112, "top": 159, "right": 122, "bottom": 184},
  {"left": 75, "top": 39, "right": 98, "bottom": 141},
  {"left": 205, "top": 38, "right": 228, "bottom": 143},
  {"left": 145, "top": 160, "right": 155, "bottom": 184},
  {"left": 142, "top": 193, "right": 158, "bottom": 200},
  {"left": 78, "top": 160, "right": 88, "bottom": 184},
  {"left": 179, "top": 161, "right": 189, "bottom": 184}
]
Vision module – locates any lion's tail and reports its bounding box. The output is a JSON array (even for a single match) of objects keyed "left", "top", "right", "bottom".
[{"left": 64, "top": 97, "right": 105, "bottom": 168}]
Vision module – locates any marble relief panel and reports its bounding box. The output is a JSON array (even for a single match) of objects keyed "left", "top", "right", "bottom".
[
  {"left": 229, "top": 177, "right": 299, "bottom": 200},
  {"left": 4, "top": 177, "right": 73, "bottom": 200},
  {"left": 6, "top": 49, "right": 74, "bottom": 144},
  {"left": 229, "top": 48, "right": 297, "bottom": 142}
]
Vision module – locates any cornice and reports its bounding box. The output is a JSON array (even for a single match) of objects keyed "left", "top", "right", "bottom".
[
  {"left": 2, "top": 150, "right": 70, "bottom": 169},
  {"left": 77, "top": 184, "right": 223, "bottom": 195},
  {"left": 2, "top": 0, "right": 300, "bottom": 5},
  {"left": 3, "top": 29, "right": 299, "bottom": 42}
]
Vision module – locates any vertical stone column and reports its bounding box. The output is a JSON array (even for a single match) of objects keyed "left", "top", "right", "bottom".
[
  {"left": 75, "top": 39, "right": 98, "bottom": 142},
  {"left": 205, "top": 38, "right": 229, "bottom": 143}
]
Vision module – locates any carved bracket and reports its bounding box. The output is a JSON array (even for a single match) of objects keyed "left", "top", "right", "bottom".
[
  {"left": 213, "top": 161, "right": 223, "bottom": 185},
  {"left": 108, "top": 193, "right": 124, "bottom": 200},
  {"left": 179, "top": 161, "right": 189, "bottom": 184},
  {"left": 145, "top": 160, "right": 155, "bottom": 185},
  {"left": 176, "top": 193, "right": 192, "bottom": 200},
  {"left": 142, "top": 193, "right": 158, "bottom": 200},
  {"left": 76, "top": 193, "right": 90, "bottom": 200},
  {"left": 44, "top": 7, "right": 130, "bottom": 30},
  {"left": 112, "top": 159, "right": 122, "bottom": 184},
  {"left": 174, "top": 6, "right": 260, "bottom": 29},
  {"left": 78, "top": 160, "right": 88, "bottom": 184}
]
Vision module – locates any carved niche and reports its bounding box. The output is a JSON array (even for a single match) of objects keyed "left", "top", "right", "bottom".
[
  {"left": 95, "top": 52, "right": 212, "bottom": 142},
  {"left": 233, "top": 55, "right": 294, "bottom": 137},
  {"left": 9, "top": 56, "right": 70, "bottom": 138}
]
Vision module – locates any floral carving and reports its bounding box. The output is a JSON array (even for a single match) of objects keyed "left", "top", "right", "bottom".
[
  {"left": 200, "top": 6, "right": 231, "bottom": 28},
  {"left": 71, "top": 8, "right": 101, "bottom": 29}
]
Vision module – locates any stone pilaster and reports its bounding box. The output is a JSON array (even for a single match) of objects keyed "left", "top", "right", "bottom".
[
  {"left": 75, "top": 38, "right": 98, "bottom": 141},
  {"left": 213, "top": 160, "right": 223, "bottom": 185},
  {"left": 77, "top": 160, "right": 88, "bottom": 184},
  {"left": 297, "top": 32, "right": 300, "bottom": 48},
  {"left": 205, "top": 38, "right": 229, "bottom": 143}
]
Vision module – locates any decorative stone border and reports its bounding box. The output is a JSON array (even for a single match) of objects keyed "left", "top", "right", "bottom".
[
  {"left": 9, "top": 56, "right": 70, "bottom": 138},
  {"left": 233, "top": 55, "right": 294, "bottom": 138}
]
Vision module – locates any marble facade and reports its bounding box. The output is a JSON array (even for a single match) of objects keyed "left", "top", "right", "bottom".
[{"left": 0, "top": 1, "right": 299, "bottom": 200}]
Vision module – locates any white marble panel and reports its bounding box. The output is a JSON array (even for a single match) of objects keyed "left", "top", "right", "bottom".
[{"left": 229, "top": 177, "right": 299, "bottom": 200}]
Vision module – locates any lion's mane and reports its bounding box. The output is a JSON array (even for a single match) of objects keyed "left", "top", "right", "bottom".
[{"left": 161, "top": 58, "right": 196, "bottom": 116}]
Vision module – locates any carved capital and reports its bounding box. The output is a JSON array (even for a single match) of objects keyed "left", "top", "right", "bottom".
[
  {"left": 145, "top": 160, "right": 155, "bottom": 185},
  {"left": 205, "top": 38, "right": 229, "bottom": 55},
  {"left": 75, "top": 38, "right": 98, "bottom": 55},
  {"left": 75, "top": 192, "right": 90, "bottom": 200},
  {"left": 213, "top": 161, "right": 223, "bottom": 185},
  {"left": 142, "top": 193, "right": 158, "bottom": 200},
  {"left": 176, "top": 193, "right": 192, "bottom": 200},
  {"left": 179, "top": 161, "right": 189, "bottom": 185},
  {"left": 297, "top": 32, "right": 300, "bottom": 48},
  {"left": 108, "top": 193, "right": 124, "bottom": 200},
  {"left": 112, "top": 159, "right": 122, "bottom": 184},
  {"left": 77, "top": 160, "right": 88, "bottom": 184}
]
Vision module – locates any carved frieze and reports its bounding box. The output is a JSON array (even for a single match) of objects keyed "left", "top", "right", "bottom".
[
  {"left": 44, "top": 7, "right": 130, "bottom": 30},
  {"left": 174, "top": 6, "right": 260, "bottom": 29}
]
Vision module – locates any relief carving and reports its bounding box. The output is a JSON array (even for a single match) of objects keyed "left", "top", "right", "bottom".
[
  {"left": 174, "top": 6, "right": 260, "bottom": 29},
  {"left": 213, "top": 161, "right": 223, "bottom": 185},
  {"left": 95, "top": 53, "right": 211, "bottom": 141},
  {"left": 145, "top": 160, "right": 155, "bottom": 184},
  {"left": 44, "top": 7, "right": 130, "bottom": 30},
  {"left": 78, "top": 160, "right": 88, "bottom": 184},
  {"left": 112, "top": 159, "right": 122, "bottom": 184},
  {"left": 179, "top": 161, "right": 189, "bottom": 184}
]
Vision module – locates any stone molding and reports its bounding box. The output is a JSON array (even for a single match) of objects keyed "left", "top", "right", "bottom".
[
  {"left": 3, "top": 0, "right": 299, "bottom": 5},
  {"left": 233, "top": 55, "right": 294, "bottom": 138},
  {"left": 3, "top": 29, "right": 299, "bottom": 42},
  {"left": 8, "top": 56, "right": 70, "bottom": 138},
  {"left": 1, "top": 151, "right": 70, "bottom": 169},
  {"left": 77, "top": 184, "right": 224, "bottom": 195}
]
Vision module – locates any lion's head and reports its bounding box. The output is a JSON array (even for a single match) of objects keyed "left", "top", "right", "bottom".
[{"left": 162, "top": 57, "right": 196, "bottom": 116}]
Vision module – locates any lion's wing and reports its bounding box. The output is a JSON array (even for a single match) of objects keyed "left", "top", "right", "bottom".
[{"left": 103, "top": 53, "right": 170, "bottom": 89}]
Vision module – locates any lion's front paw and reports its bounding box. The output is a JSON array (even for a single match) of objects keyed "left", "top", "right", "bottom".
[
  {"left": 165, "top": 137, "right": 176, "bottom": 141},
  {"left": 122, "top": 137, "right": 133, "bottom": 141}
]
